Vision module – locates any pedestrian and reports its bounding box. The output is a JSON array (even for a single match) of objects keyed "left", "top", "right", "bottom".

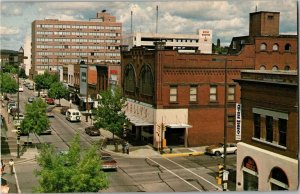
[
  {"left": 125, "top": 141, "right": 129, "bottom": 154},
  {"left": 1, "top": 160, "right": 5, "bottom": 175},
  {"left": 8, "top": 159, "right": 14, "bottom": 175}
]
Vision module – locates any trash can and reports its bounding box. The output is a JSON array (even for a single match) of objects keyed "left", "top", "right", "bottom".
[{"left": 169, "top": 147, "right": 173, "bottom": 153}]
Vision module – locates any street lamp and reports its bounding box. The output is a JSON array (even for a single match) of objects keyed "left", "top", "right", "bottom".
[{"left": 17, "top": 46, "right": 24, "bottom": 158}]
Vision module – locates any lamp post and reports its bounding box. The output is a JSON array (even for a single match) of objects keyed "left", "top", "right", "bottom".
[
  {"left": 17, "top": 46, "right": 23, "bottom": 158},
  {"left": 223, "top": 58, "right": 228, "bottom": 191}
]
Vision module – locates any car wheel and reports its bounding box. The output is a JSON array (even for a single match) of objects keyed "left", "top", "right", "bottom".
[
  {"left": 234, "top": 150, "right": 237, "bottom": 154},
  {"left": 215, "top": 151, "right": 221, "bottom": 156}
]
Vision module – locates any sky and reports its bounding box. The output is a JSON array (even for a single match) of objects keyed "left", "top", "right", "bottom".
[{"left": 0, "top": 0, "right": 298, "bottom": 66}]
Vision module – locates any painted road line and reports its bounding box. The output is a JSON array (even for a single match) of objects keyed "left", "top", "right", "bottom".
[
  {"left": 164, "top": 157, "right": 222, "bottom": 191},
  {"left": 146, "top": 157, "right": 202, "bottom": 192},
  {"left": 162, "top": 152, "right": 204, "bottom": 157},
  {"left": 13, "top": 166, "right": 21, "bottom": 193}
]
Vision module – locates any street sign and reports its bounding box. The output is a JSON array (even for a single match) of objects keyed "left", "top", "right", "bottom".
[{"left": 223, "top": 170, "right": 229, "bottom": 181}]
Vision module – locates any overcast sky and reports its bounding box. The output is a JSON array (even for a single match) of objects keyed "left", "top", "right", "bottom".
[{"left": 0, "top": 0, "right": 298, "bottom": 65}]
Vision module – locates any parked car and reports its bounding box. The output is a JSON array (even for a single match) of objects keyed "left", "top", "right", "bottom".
[
  {"left": 18, "top": 87, "right": 24, "bottom": 92},
  {"left": 28, "top": 84, "right": 34, "bottom": 90},
  {"left": 85, "top": 126, "right": 100, "bottom": 136},
  {"left": 60, "top": 106, "right": 69, "bottom": 115},
  {"left": 28, "top": 97, "right": 35, "bottom": 103},
  {"left": 66, "top": 109, "right": 81, "bottom": 122},
  {"left": 100, "top": 153, "right": 117, "bottom": 171},
  {"left": 46, "top": 98, "right": 55, "bottom": 105},
  {"left": 46, "top": 108, "right": 55, "bottom": 117},
  {"left": 13, "top": 113, "right": 25, "bottom": 120},
  {"left": 205, "top": 143, "right": 237, "bottom": 156}
]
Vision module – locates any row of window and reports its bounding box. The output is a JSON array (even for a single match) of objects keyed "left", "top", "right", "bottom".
[
  {"left": 260, "top": 43, "right": 291, "bottom": 51},
  {"left": 37, "top": 31, "right": 121, "bottom": 36},
  {"left": 36, "top": 45, "right": 120, "bottom": 50},
  {"left": 36, "top": 24, "right": 121, "bottom": 30},
  {"left": 36, "top": 38, "right": 120, "bottom": 42},
  {"left": 36, "top": 52, "right": 120, "bottom": 56},
  {"left": 260, "top": 65, "right": 290, "bottom": 71},
  {"left": 36, "top": 59, "right": 121, "bottom": 68},
  {"left": 169, "top": 85, "right": 236, "bottom": 103},
  {"left": 253, "top": 112, "right": 287, "bottom": 147}
]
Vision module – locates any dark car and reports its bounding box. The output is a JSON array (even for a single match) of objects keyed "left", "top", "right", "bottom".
[
  {"left": 28, "top": 97, "right": 35, "bottom": 103},
  {"left": 85, "top": 126, "right": 100, "bottom": 136},
  {"left": 60, "top": 106, "right": 69, "bottom": 115},
  {"left": 101, "top": 153, "right": 117, "bottom": 171},
  {"left": 46, "top": 108, "right": 55, "bottom": 118},
  {"left": 46, "top": 98, "right": 55, "bottom": 105}
]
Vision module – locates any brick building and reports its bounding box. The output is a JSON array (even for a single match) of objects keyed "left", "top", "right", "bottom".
[
  {"left": 120, "top": 11, "right": 297, "bottom": 148},
  {"left": 234, "top": 70, "right": 298, "bottom": 191}
]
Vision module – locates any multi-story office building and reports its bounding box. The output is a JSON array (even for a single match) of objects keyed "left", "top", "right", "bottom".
[
  {"left": 234, "top": 70, "right": 298, "bottom": 191},
  {"left": 123, "top": 30, "right": 212, "bottom": 54},
  {"left": 30, "top": 10, "right": 122, "bottom": 86}
]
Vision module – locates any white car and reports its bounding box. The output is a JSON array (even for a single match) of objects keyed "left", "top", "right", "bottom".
[
  {"left": 18, "top": 87, "right": 24, "bottom": 92},
  {"left": 205, "top": 143, "right": 237, "bottom": 156}
]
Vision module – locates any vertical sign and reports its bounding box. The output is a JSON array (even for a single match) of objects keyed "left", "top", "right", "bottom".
[{"left": 236, "top": 103, "right": 242, "bottom": 140}]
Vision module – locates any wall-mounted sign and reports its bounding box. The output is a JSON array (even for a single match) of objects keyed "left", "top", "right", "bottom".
[{"left": 236, "top": 103, "right": 242, "bottom": 140}]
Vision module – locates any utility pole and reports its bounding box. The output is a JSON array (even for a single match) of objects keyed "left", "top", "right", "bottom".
[
  {"left": 223, "top": 58, "right": 228, "bottom": 191},
  {"left": 17, "top": 46, "right": 23, "bottom": 158},
  {"left": 131, "top": 11, "right": 133, "bottom": 34},
  {"left": 156, "top": 5, "right": 158, "bottom": 33}
]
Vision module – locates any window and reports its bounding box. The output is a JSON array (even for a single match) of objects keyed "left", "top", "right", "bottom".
[
  {"left": 272, "top": 44, "right": 279, "bottom": 51},
  {"left": 260, "top": 65, "right": 266, "bottom": 70},
  {"left": 170, "top": 86, "right": 177, "bottom": 102},
  {"left": 284, "top": 65, "right": 290, "bottom": 70},
  {"left": 253, "top": 114, "right": 261, "bottom": 139},
  {"left": 210, "top": 85, "right": 217, "bottom": 102},
  {"left": 190, "top": 86, "right": 197, "bottom": 102},
  {"left": 284, "top": 43, "right": 291, "bottom": 51},
  {"left": 228, "top": 116, "right": 235, "bottom": 127},
  {"left": 124, "top": 64, "right": 136, "bottom": 93},
  {"left": 228, "top": 85, "right": 235, "bottom": 101},
  {"left": 278, "top": 119, "right": 287, "bottom": 146},
  {"left": 232, "top": 41, "right": 236, "bottom": 49},
  {"left": 266, "top": 116, "right": 273, "bottom": 142},
  {"left": 260, "top": 43, "right": 267, "bottom": 51},
  {"left": 268, "top": 15, "right": 274, "bottom": 20},
  {"left": 270, "top": 167, "right": 289, "bottom": 190},
  {"left": 139, "top": 65, "right": 154, "bottom": 96},
  {"left": 272, "top": 66, "right": 278, "bottom": 71}
]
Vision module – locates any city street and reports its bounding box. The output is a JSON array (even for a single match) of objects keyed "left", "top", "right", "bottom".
[{"left": 4, "top": 79, "right": 237, "bottom": 192}]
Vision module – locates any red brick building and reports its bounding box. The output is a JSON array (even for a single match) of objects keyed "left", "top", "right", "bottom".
[
  {"left": 234, "top": 70, "right": 298, "bottom": 191},
  {"left": 121, "top": 11, "right": 297, "bottom": 148}
]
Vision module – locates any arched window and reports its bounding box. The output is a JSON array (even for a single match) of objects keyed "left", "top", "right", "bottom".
[
  {"left": 139, "top": 64, "right": 154, "bottom": 96},
  {"left": 285, "top": 43, "right": 291, "bottom": 51},
  {"left": 260, "top": 43, "right": 267, "bottom": 51},
  {"left": 242, "top": 156, "right": 258, "bottom": 191},
  {"left": 284, "top": 65, "right": 290, "bottom": 70},
  {"left": 270, "top": 167, "right": 289, "bottom": 190},
  {"left": 272, "top": 66, "right": 279, "bottom": 71},
  {"left": 272, "top": 44, "right": 279, "bottom": 51},
  {"left": 124, "top": 64, "right": 136, "bottom": 93},
  {"left": 260, "top": 65, "right": 266, "bottom": 70}
]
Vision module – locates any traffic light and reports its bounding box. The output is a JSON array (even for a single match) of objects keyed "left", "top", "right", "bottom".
[{"left": 216, "top": 164, "right": 224, "bottom": 185}]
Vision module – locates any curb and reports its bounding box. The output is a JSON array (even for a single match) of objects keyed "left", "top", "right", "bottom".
[{"left": 162, "top": 151, "right": 204, "bottom": 158}]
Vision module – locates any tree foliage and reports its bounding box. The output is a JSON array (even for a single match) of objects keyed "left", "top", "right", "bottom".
[
  {"left": 48, "top": 82, "right": 69, "bottom": 104},
  {"left": 0, "top": 72, "right": 18, "bottom": 94},
  {"left": 20, "top": 98, "right": 49, "bottom": 136},
  {"left": 93, "top": 86, "right": 128, "bottom": 139},
  {"left": 34, "top": 72, "right": 59, "bottom": 94},
  {"left": 18, "top": 68, "right": 27, "bottom": 79},
  {"left": 34, "top": 134, "right": 109, "bottom": 193}
]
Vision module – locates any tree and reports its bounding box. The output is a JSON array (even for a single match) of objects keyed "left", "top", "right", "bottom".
[
  {"left": 48, "top": 82, "right": 69, "bottom": 105},
  {"left": 34, "top": 72, "right": 59, "bottom": 96},
  {"left": 20, "top": 98, "right": 49, "bottom": 141},
  {"left": 93, "top": 86, "right": 128, "bottom": 140},
  {"left": 0, "top": 72, "right": 18, "bottom": 96},
  {"left": 34, "top": 134, "right": 109, "bottom": 192},
  {"left": 18, "top": 68, "right": 27, "bottom": 79}
]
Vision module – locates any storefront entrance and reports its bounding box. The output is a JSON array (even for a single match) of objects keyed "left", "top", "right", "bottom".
[{"left": 165, "top": 127, "right": 185, "bottom": 146}]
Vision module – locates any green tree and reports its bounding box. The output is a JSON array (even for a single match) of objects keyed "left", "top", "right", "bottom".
[
  {"left": 18, "top": 68, "right": 27, "bottom": 79},
  {"left": 93, "top": 86, "right": 128, "bottom": 140},
  {"left": 20, "top": 98, "right": 49, "bottom": 141},
  {"left": 34, "top": 134, "right": 109, "bottom": 192},
  {"left": 0, "top": 72, "right": 18, "bottom": 96},
  {"left": 48, "top": 82, "right": 69, "bottom": 105},
  {"left": 34, "top": 72, "right": 59, "bottom": 96}
]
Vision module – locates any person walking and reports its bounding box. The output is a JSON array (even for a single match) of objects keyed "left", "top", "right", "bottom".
[
  {"left": 125, "top": 141, "right": 129, "bottom": 154},
  {"left": 1, "top": 160, "right": 5, "bottom": 175},
  {"left": 8, "top": 159, "right": 14, "bottom": 175}
]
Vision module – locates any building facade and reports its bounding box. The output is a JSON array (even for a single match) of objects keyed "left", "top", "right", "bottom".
[
  {"left": 120, "top": 11, "right": 297, "bottom": 148},
  {"left": 30, "top": 10, "right": 122, "bottom": 90},
  {"left": 123, "top": 30, "right": 212, "bottom": 54},
  {"left": 234, "top": 70, "right": 298, "bottom": 191}
]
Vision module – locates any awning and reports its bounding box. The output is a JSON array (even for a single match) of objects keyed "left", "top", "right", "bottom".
[
  {"left": 166, "top": 124, "right": 192, "bottom": 128},
  {"left": 76, "top": 94, "right": 94, "bottom": 102},
  {"left": 126, "top": 114, "right": 153, "bottom": 126}
]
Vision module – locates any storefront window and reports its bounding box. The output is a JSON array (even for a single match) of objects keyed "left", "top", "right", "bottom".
[
  {"left": 243, "top": 157, "right": 258, "bottom": 191},
  {"left": 270, "top": 167, "right": 289, "bottom": 190}
]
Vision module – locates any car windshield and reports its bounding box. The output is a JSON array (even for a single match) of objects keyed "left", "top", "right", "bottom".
[{"left": 101, "top": 156, "right": 114, "bottom": 161}]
